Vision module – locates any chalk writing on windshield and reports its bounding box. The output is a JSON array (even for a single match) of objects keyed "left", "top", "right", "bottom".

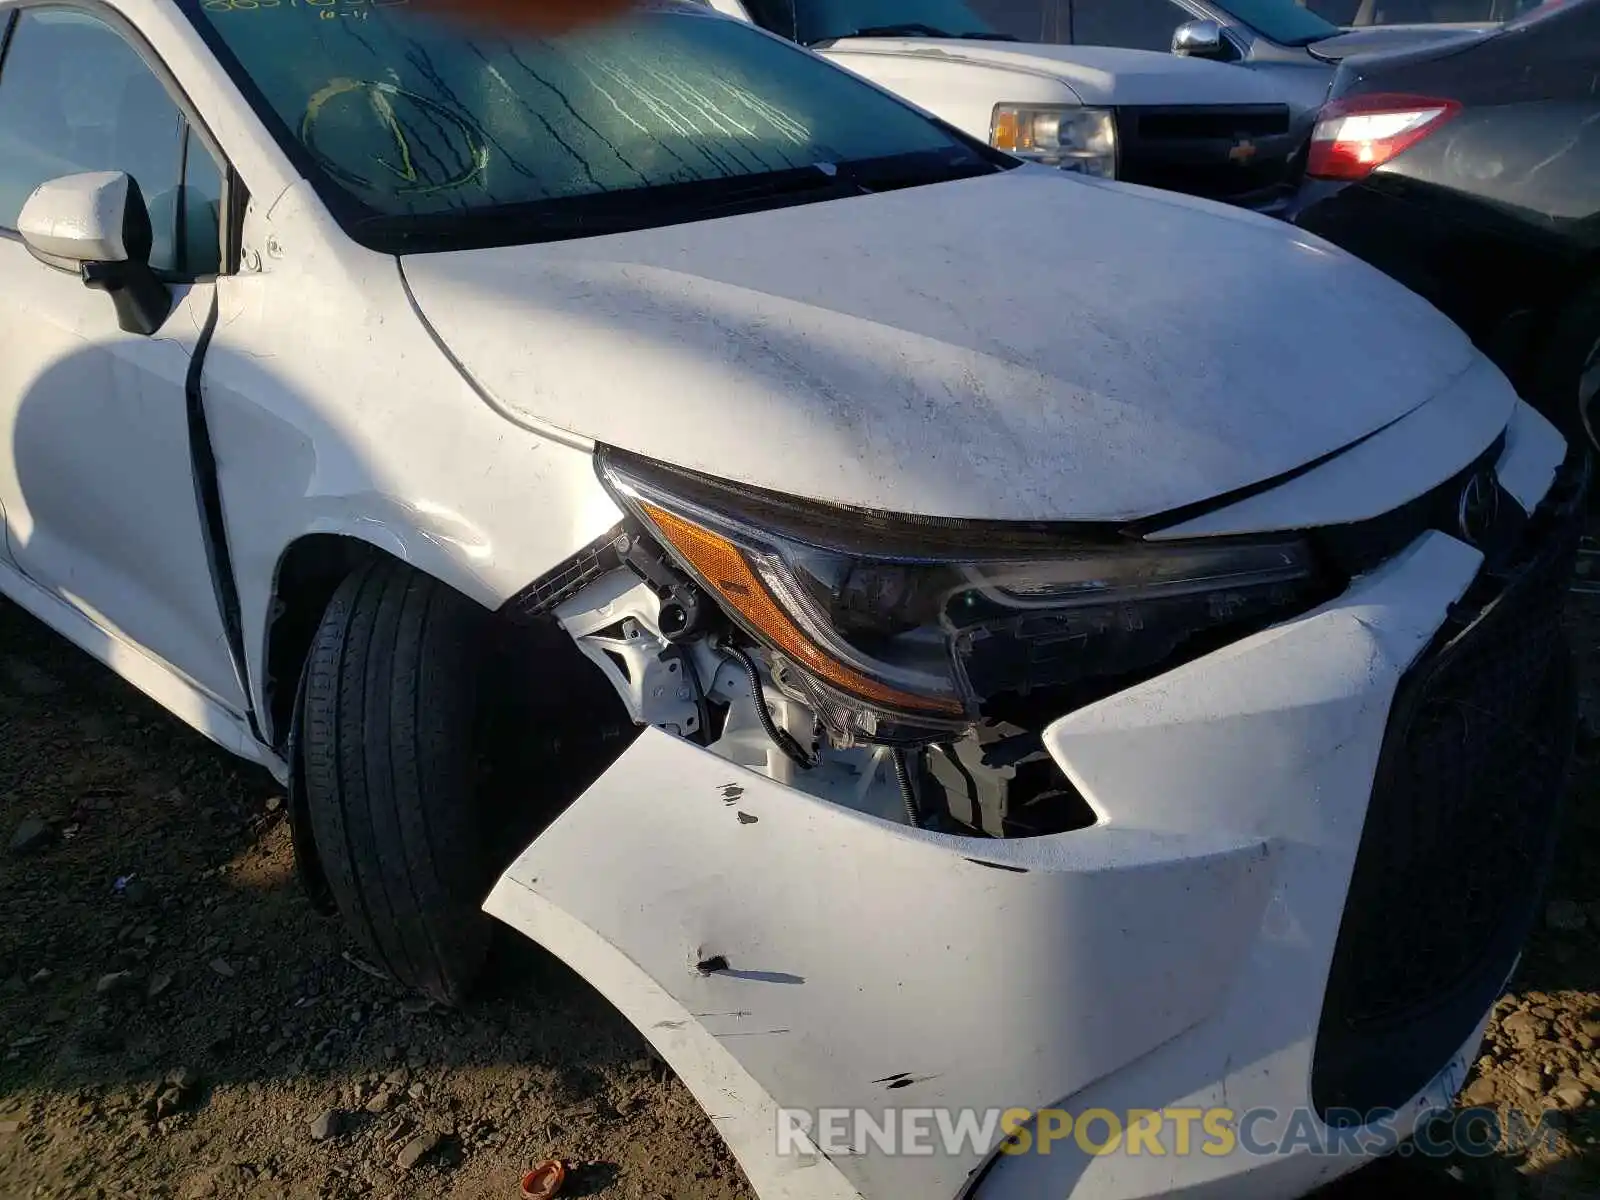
[
  {"left": 202, "top": 0, "right": 412, "bottom": 14},
  {"left": 300, "top": 79, "right": 488, "bottom": 194}
]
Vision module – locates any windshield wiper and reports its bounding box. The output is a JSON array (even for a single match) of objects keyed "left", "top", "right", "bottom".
[
  {"left": 826, "top": 23, "right": 1018, "bottom": 40},
  {"left": 838, "top": 148, "right": 1003, "bottom": 192},
  {"left": 352, "top": 165, "right": 866, "bottom": 252}
]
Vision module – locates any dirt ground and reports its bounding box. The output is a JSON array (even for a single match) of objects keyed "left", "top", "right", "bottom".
[{"left": 2, "top": 558, "right": 1600, "bottom": 1200}]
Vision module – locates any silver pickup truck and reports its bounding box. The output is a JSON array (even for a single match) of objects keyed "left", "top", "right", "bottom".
[{"left": 706, "top": 0, "right": 1509, "bottom": 212}]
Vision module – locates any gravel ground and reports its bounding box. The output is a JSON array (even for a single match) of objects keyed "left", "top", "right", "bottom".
[
  {"left": 0, "top": 601, "right": 749, "bottom": 1200},
  {"left": 2, "top": 554, "right": 1599, "bottom": 1200}
]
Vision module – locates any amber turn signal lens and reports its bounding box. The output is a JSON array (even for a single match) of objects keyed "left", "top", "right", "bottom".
[
  {"left": 641, "top": 502, "right": 962, "bottom": 716},
  {"left": 991, "top": 108, "right": 1021, "bottom": 152}
]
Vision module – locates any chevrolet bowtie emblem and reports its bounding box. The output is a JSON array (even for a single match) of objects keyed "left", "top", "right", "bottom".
[{"left": 1228, "top": 139, "right": 1258, "bottom": 163}]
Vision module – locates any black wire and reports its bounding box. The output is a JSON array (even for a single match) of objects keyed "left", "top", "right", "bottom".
[
  {"left": 892, "top": 749, "right": 922, "bottom": 829},
  {"left": 728, "top": 645, "right": 813, "bottom": 770}
]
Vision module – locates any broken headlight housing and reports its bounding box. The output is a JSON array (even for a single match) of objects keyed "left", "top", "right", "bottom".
[{"left": 598, "top": 449, "right": 1320, "bottom": 746}]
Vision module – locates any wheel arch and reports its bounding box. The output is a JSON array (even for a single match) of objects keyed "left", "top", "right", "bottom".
[
  {"left": 263, "top": 530, "right": 511, "bottom": 750},
  {"left": 266, "top": 533, "right": 385, "bottom": 751},
  {"left": 260, "top": 522, "right": 629, "bottom": 749}
]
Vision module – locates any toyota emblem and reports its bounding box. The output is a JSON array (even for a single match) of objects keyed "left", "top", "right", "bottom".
[{"left": 1456, "top": 470, "right": 1501, "bottom": 546}]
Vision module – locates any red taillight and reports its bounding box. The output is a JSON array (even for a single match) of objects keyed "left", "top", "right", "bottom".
[{"left": 1306, "top": 92, "right": 1461, "bottom": 181}]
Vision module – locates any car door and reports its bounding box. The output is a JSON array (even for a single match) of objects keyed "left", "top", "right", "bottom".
[{"left": 0, "top": 4, "right": 247, "bottom": 711}]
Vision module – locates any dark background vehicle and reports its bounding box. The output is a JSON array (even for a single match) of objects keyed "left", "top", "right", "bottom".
[
  {"left": 1306, "top": 0, "right": 1541, "bottom": 25},
  {"left": 734, "top": 0, "right": 1511, "bottom": 206},
  {"left": 735, "top": 0, "right": 1324, "bottom": 212},
  {"left": 958, "top": 0, "right": 1502, "bottom": 109},
  {"left": 1290, "top": 0, "right": 1600, "bottom": 449}
]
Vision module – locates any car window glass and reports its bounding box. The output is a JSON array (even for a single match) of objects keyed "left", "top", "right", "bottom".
[
  {"left": 967, "top": 0, "right": 1066, "bottom": 40},
  {"left": 1305, "top": 0, "right": 1359, "bottom": 19},
  {"left": 1306, "top": 0, "right": 1544, "bottom": 23},
  {"left": 185, "top": 3, "right": 977, "bottom": 231},
  {"left": 1214, "top": 0, "right": 1337, "bottom": 41},
  {"left": 743, "top": 0, "right": 800, "bottom": 38},
  {"left": 1071, "top": 0, "right": 1191, "bottom": 50},
  {"left": 0, "top": 8, "right": 201, "bottom": 271},
  {"left": 1503, "top": 0, "right": 1580, "bottom": 27},
  {"left": 780, "top": 0, "right": 1009, "bottom": 41},
  {"left": 181, "top": 130, "right": 225, "bottom": 276}
]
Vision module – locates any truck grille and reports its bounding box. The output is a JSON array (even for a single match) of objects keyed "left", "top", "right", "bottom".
[
  {"left": 1311, "top": 456, "right": 1587, "bottom": 1120},
  {"left": 1115, "top": 104, "right": 1305, "bottom": 212}
]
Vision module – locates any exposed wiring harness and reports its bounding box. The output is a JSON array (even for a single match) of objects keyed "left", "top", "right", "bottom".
[
  {"left": 727, "top": 644, "right": 815, "bottom": 770},
  {"left": 724, "top": 644, "right": 925, "bottom": 828}
]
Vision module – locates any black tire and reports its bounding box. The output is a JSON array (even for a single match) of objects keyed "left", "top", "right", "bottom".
[
  {"left": 300, "top": 558, "right": 494, "bottom": 1007},
  {"left": 1528, "top": 277, "right": 1600, "bottom": 455}
]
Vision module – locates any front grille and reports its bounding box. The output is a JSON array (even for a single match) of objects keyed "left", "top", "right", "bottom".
[
  {"left": 1114, "top": 104, "right": 1307, "bottom": 208},
  {"left": 1136, "top": 109, "right": 1291, "bottom": 140},
  {"left": 1311, "top": 454, "right": 1588, "bottom": 1121}
]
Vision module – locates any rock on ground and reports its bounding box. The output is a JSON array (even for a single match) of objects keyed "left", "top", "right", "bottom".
[{"left": 8, "top": 816, "right": 53, "bottom": 856}]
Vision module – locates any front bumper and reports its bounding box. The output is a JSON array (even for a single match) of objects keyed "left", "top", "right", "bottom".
[{"left": 484, "top": 403, "right": 1577, "bottom": 1200}]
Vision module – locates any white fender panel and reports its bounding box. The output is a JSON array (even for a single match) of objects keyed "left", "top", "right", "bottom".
[{"left": 485, "top": 730, "right": 1273, "bottom": 1200}]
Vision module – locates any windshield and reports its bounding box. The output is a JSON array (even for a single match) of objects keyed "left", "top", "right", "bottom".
[
  {"left": 787, "top": 0, "right": 1339, "bottom": 48},
  {"left": 1215, "top": 0, "right": 1338, "bottom": 41},
  {"left": 1302, "top": 0, "right": 1545, "bottom": 25},
  {"left": 181, "top": 1, "right": 997, "bottom": 250},
  {"left": 745, "top": 0, "right": 1015, "bottom": 42},
  {"left": 1503, "top": 0, "right": 1585, "bottom": 27}
]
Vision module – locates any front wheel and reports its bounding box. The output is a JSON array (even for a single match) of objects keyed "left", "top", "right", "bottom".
[{"left": 299, "top": 559, "right": 495, "bottom": 1007}]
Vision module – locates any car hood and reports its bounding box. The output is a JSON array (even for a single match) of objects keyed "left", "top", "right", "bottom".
[
  {"left": 402, "top": 167, "right": 1483, "bottom": 524},
  {"left": 1307, "top": 24, "right": 1494, "bottom": 62},
  {"left": 823, "top": 39, "right": 1287, "bottom": 107}
]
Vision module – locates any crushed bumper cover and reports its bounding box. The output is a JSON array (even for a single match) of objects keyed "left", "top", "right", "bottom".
[{"left": 484, "top": 407, "right": 1575, "bottom": 1200}]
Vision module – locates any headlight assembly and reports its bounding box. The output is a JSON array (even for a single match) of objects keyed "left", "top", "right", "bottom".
[
  {"left": 598, "top": 449, "right": 1319, "bottom": 746},
  {"left": 991, "top": 103, "right": 1117, "bottom": 176}
]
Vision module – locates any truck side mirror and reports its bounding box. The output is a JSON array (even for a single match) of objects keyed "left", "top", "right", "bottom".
[
  {"left": 1172, "top": 18, "right": 1228, "bottom": 58},
  {"left": 17, "top": 171, "right": 173, "bottom": 336}
]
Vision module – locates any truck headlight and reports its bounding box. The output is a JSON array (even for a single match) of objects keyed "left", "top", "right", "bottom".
[
  {"left": 991, "top": 104, "right": 1117, "bottom": 176},
  {"left": 598, "top": 449, "right": 1320, "bottom": 746}
]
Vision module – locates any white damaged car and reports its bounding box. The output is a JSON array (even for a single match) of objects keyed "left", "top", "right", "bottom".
[{"left": 0, "top": 0, "right": 1584, "bottom": 1197}]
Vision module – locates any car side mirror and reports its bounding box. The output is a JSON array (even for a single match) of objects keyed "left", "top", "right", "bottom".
[
  {"left": 17, "top": 171, "right": 172, "bottom": 336},
  {"left": 1171, "top": 18, "right": 1227, "bottom": 58}
]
